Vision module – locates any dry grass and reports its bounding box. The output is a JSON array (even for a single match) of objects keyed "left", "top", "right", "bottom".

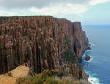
[{"left": 0, "top": 75, "right": 16, "bottom": 84}]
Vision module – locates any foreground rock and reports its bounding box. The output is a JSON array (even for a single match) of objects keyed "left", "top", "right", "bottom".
[{"left": 0, "top": 65, "right": 29, "bottom": 84}]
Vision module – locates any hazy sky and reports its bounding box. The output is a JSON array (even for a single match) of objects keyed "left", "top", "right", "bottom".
[{"left": 0, "top": 0, "right": 110, "bottom": 25}]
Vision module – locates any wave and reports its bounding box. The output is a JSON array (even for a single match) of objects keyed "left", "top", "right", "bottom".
[
  {"left": 85, "top": 43, "right": 102, "bottom": 84},
  {"left": 88, "top": 75, "right": 101, "bottom": 84},
  {"left": 90, "top": 43, "right": 95, "bottom": 48},
  {"left": 86, "top": 71, "right": 102, "bottom": 84}
]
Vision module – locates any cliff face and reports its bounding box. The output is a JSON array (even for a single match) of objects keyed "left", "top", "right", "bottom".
[{"left": 0, "top": 16, "right": 89, "bottom": 79}]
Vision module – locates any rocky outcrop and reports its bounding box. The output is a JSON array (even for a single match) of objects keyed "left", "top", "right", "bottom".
[{"left": 0, "top": 16, "right": 89, "bottom": 79}]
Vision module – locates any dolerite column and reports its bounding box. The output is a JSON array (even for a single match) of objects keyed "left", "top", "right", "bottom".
[
  {"left": 32, "top": 39, "right": 37, "bottom": 72},
  {"left": 36, "top": 42, "right": 42, "bottom": 73}
]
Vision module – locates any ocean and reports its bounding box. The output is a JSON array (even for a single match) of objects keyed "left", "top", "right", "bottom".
[{"left": 83, "top": 25, "right": 110, "bottom": 84}]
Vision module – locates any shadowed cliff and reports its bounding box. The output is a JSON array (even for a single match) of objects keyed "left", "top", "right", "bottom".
[{"left": 0, "top": 16, "right": 89, "bottom": 79}]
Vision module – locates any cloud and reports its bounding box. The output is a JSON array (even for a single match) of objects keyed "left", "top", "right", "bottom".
[
  {"left": 89, "top": 0, "right": 110, "bottom": 6},
  {"left": 0, "top": 3, "right": 88, "bottom": 16},
  {"left": 0, "top": 0, "right": 109, "bottom": 16},
  {"left": 30, "top": 3, "right": 88, "bottom": 16},
  {"left": 0, "top": 0, "right": 88, "bottom": 8}
]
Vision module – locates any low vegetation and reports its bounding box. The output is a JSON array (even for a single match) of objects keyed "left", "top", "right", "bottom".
[{"left": 16, "top": 70, "right": 89, "bottom": 84}]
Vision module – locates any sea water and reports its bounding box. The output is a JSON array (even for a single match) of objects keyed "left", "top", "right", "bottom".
[{"left": 83, "top": 25, "right": 110, "bottom": 84}]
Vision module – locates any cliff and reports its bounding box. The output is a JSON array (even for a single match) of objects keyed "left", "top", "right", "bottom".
[{"left": 0, "top": 16, "right": 89, "bottom": 80}]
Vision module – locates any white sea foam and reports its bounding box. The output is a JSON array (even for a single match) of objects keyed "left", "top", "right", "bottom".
[
  {"left": 85, "top": 70, "right": 102, "bottom": 84},
  {"left": 88, "top": 75, "right": 101, "bottom": 84},
  {"left": 89, "top": 42, "right": 95, "bottom": 48},
  {"left": 84, "top": 43, "right": 101, "bottom": 84}
]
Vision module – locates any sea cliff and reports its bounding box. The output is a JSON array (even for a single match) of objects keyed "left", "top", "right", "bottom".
[{"left": 0, "top": 16, "right": 89, "bottom": 80}]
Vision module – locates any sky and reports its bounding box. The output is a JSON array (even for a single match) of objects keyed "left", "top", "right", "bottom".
[{"left": 0, "top": 0, "right": 110, "bottom": 25}]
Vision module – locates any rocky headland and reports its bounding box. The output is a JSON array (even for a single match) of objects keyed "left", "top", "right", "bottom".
[{"left": 0, "top": 16, "right": 90, "bottom": 83}]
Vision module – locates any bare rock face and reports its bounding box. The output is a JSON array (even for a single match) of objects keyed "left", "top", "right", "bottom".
[{"left": 0, "top": 16, "right": 89, "bottom": 79}]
